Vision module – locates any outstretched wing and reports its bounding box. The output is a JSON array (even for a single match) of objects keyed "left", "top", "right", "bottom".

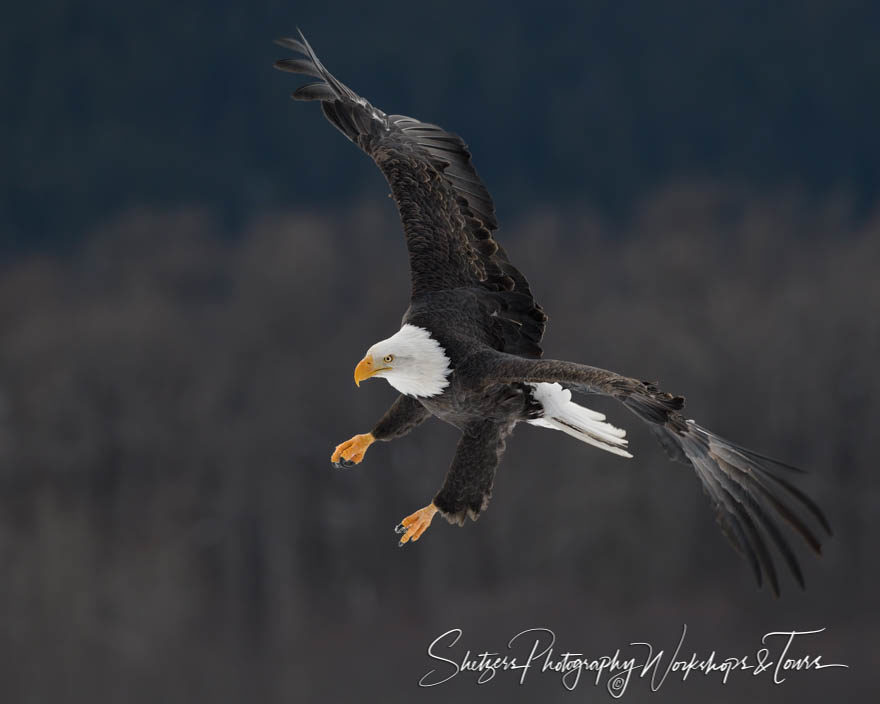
[
  {"left": 274, "top": 31, "right": 546, "bottom": 356},
  {"left": 477, "top": 353, "right": 832, "bottom": 596}
]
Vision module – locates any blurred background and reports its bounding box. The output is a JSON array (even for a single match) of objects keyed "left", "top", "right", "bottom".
[{"left": 1, "top": 1, "right": 878, "bottom": 701}]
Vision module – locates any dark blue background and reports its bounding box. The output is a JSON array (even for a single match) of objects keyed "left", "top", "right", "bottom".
[{"left": 4, "top": 0, "right": 880, "bottom": 252}]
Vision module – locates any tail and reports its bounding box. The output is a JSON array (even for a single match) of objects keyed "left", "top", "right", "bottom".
[
  {"left": 526, "top": 382, "right": 633, "bottom": 458},
  {"left": 482, "top": 354, "right": 831, "bottom": 594}
]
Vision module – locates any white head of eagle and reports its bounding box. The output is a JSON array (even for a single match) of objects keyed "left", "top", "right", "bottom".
[{"left": 354, "top": 324, "right": 452, "bottom": 398}]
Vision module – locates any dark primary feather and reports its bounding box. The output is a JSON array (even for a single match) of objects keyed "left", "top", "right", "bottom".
[
  {"left": 273, "top": 58, "right": 322, "bottom": 78},
  {"left": 291, "top": 83, "right": 336, "bottom": 101},
  {"left": 273, "top": 30, "right": 546, "bottom": 357},
  {"left": 477, "top": 352, "right": 832, "bottom": 596}
]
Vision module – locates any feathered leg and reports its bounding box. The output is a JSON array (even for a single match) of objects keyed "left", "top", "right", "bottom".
[
  {"left": 331, "top": 394, "right": 430, "bottom": 468},
  {"left": 396, "top": 420, "right": 512, "bottom": 546}
]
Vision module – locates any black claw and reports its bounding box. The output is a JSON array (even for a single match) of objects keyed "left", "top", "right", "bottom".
[
  {"left": 394, "top": 523, "right": 405, "bottom": 534},
  {"left": 398, "top": 539, "right": 406, "bottom": 547},
  {"left": 340, "top": 458, "right": 355, "bottom": 468}
]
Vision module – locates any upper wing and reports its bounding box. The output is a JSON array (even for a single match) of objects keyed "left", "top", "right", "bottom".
[
  {"left": 475, "top": 353, "right": 832, "bottom": 596},
  {"left": 274, "top": 32, "right": 546, "bottom": 356}
]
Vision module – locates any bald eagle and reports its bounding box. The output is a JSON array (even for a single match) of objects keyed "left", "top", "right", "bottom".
[{"left": 274, "top": 31, "right": 831, "bottom": 595}]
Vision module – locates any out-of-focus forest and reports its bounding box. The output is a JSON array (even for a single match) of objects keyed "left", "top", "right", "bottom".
[
  {"left": 2, "top": 0, "right": 878, "bottom": 702},
  {"left": 0, "top": 190, "right": 877, "bottom": 701}
]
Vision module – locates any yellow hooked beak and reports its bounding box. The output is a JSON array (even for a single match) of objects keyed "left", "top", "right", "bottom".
[{"left": 354, "top": 354, "right": 392, "bottom": 386}]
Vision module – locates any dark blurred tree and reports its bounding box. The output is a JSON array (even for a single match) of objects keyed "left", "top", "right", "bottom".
[{"left": 0, "top": 188, "right": 875, "bottom": 701}]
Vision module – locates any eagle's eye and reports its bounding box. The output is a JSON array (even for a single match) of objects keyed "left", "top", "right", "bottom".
[{"left": 383, "top": 354, "right": 394, "bottom": 364}]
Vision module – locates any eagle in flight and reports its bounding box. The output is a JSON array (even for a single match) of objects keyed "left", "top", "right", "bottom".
[{"left": 274, "top": 31, "right": 831, "bottom": 595}]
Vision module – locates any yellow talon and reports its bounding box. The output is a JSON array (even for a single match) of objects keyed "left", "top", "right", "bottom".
[
  {"left": 331, "top": 433, "right": 374, "bottom": 466},
  {"left": 396, "top": 503, "right": 438, "bottom": 546}
]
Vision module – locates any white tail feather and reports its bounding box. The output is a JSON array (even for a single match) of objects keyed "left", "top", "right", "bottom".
[{"left": 526, "top": 382, "right": 633, "bottom": 458}]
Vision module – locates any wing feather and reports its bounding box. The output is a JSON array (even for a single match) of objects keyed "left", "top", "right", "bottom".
[
  {"left": 274, "top": 30, "right": 545, "bottom": 355},
  {"left": 481, "top": 353, "right": 832, "bottom": 595},
  {"left": 291, "top": 82, "right": 336, "bottom": 101}
]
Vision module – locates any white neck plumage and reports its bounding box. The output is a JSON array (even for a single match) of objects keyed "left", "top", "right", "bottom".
[{"left": 368, "top": 324, "right": 452, "bottom": 398}]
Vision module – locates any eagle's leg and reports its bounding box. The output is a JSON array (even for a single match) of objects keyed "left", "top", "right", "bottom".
[
  {"left": 330, "top": 395, "right": 430, "bottom": 468},
  {"left": 395, "top": 503, "right": 438, "bottom": 546},
  {"left": 394, "top": 422, "right": 511, "bottom": 546},
  {"left": 431, "top": 420, "right": 512, "bottom": 526},
  {"left": 331, "top": 433, "right": 374, "bottom": 468}
]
